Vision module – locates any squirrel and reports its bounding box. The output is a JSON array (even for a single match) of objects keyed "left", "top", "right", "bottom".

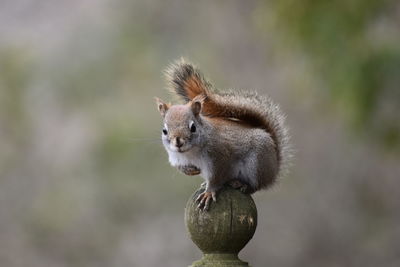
[{"left": 156, "top": 59, "right": 290, "bottom": 210}]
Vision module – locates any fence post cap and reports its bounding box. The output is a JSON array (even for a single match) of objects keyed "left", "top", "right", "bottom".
[{"left": 185, "top": 186, "right": 257, "bottom": 266}]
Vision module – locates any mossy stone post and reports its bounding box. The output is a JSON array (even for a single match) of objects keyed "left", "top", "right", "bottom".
[{"left": 185, "top": 186, "right": 257, "bottom": 267}]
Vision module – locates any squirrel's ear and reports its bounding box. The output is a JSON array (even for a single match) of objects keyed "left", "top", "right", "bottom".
[
  {"left": 190, "top": 94, "right": 205, "bottom": 116},
  {"left": 155, "top": 97, "right": 169, "bottom": 117},
  {"left": 191, "top": 100, "right": 202, "bottom": 116}
]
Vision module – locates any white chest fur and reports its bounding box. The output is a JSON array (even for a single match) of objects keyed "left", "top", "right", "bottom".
[{"left": 167, "top": 148, "right": 211, "bottom": 180}]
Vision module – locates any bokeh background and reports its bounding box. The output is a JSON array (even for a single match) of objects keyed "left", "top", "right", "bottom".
[{"left": 1, "top": 1, "right": 399, "bottom": 266}]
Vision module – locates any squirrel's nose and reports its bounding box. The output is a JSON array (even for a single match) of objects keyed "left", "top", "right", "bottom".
[{"left": 175, "top": 137, "right": 183, "bottom": 148}]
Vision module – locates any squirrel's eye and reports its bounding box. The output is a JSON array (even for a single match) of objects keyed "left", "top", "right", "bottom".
[
  {"left": 162, "top": 128, "right": 168, "bottom": 135},
  {"left": 190, "top": 122, "right": 196, "bottom": 133}
]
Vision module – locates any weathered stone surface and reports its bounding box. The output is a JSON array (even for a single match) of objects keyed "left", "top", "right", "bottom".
[{"left": 185, "top": 186, "right": 257, "bottom": 267}]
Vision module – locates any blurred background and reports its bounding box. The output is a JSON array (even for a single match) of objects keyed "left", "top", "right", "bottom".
[{"left": 0, "top": 0, "right": 399, "bottom": 266}]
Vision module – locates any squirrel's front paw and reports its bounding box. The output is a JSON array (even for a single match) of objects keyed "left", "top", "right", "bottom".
[
  {"left": 196, "top": 191, "right": 216, "bottom": 211},
  {"left": 178, "top": 165, "right": 201, "bottom": 176}
]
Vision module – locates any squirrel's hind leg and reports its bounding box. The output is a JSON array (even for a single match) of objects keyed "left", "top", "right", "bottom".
[{"left": 228, "top": 179, "right": 252, "bottom": 194}]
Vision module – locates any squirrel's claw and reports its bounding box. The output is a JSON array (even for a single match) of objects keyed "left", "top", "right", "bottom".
[
  {"left": 196, "top": 191, "right": 216, "bottom": 211},
  {"left": 211, "top": 191, "right": 217, "bottom": 202}
]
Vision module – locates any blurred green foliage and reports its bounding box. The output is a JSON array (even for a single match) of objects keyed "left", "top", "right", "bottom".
[
  {"left": 258, "top": 0, "right": 400, "bottom": 149},
  {"left": 0, "top": 47, "right": 34, "bottom": 178}
]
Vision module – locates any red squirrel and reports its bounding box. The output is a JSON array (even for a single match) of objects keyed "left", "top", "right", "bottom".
[{"left": 156, "top": 59, "right": 291, "bottom": 210}]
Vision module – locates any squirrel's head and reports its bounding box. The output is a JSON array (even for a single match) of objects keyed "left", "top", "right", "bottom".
[{"left": 156, "top": 97, "right": 204, "bottom": 153}]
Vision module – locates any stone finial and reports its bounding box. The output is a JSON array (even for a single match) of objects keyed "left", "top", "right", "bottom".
[{"left": 185, "top": 186, "right": 257, "bottom": 266}]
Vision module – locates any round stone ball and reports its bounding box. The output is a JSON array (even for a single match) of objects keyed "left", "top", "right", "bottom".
[{"left": 185, "top": 186, "right": 257, "bottom": 254}]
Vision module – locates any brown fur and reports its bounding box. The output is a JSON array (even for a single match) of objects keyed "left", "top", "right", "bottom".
[{"left": 184, "top": 77, "right": 209, "bottom": 100}]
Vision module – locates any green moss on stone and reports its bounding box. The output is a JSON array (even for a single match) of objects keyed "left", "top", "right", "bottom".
[{"left": 185, "top": 186, "right": 257, "bottom": 267}]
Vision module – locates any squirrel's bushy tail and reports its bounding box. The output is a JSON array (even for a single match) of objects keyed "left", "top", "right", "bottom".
[{"left": 165, "top": 58, "right": 291, "bottom": 178}]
